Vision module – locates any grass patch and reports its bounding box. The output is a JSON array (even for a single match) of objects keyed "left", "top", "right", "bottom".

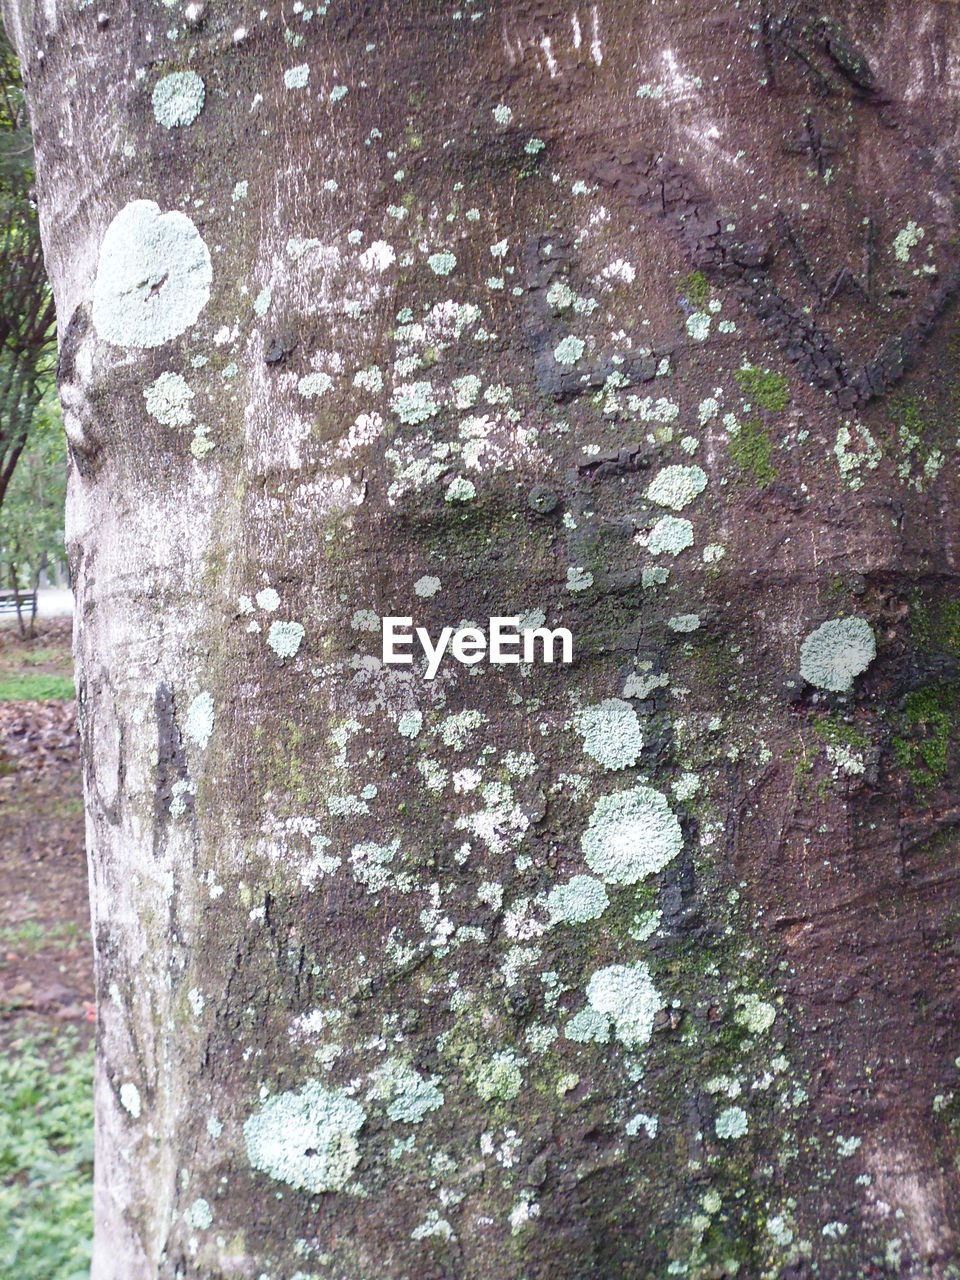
[
  {"left": 21, "top": 649, "right": 68, "bottom": 667},
  {"left": 733, "top": 365, "right": 790, "bottom": 412},
  {"left": 0, "top": 920, "right": 81, "bottom": 952},
  {"left": 0, "top": 1024, "right": 93, "bottom": 1279},
  {"left": 0, "top": 675, "right": 75, "bottom": 702},
  {"left": 728, "top": 418, "right": 777, "bottom": 483}
]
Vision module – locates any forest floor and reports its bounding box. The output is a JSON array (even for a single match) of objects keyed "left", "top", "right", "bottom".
[{"left": 0, "top": 618, "right": 94, "bottom": 1278}]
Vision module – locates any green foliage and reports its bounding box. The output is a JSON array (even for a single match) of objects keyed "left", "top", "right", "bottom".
[
  {"left": 733, "top": 365, "right": 790, "bottom": 412},
  {"left": 678, "top": 270, "right": 710, "bottom": 307},
  {"left": 0, "top": 30, "right": 56, "bottom": 516},
  {"left": 728, "top": 417, "right": 777, "bottom": 483},
  {"left": 0, "top": 382, "right": 66, "bottom": 622},
  {"left": 0, "top": 1024, "right": 93, "bottom": 1280},
  {"left": 0, "top": 673, "right": 74, "bottom": 701}
]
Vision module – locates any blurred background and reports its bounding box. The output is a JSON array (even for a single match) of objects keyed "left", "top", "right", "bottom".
[{"left": 0, "top": 28, "right": 93, "bottom": 1280}]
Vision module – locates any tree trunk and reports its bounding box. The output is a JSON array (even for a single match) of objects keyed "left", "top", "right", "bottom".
[{"left": 6, "top": 2, "right": 960, "bottom": 1276}]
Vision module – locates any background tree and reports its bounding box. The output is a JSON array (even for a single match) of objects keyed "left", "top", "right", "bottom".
[
  {"left": 0, "top": 380, "right": 66, "bottom": 634},
  {"left": 3, "top": 3, "right": 960, "bottom": 1278},
  {"left": 0, "top": 28, "right": 54, "bottom": 515}
]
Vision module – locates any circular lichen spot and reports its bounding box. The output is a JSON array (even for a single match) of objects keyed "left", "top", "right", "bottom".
[
  {"left": 799, "top": 616, "right": 876, "bottom": 693},
  {"left": 566, "top": 963, "right": 663, "bottom": 1049},
  {"left": 143, "top": 371, "right": 194, "bottom": 426},
  {"left": 575, "top": 698, "right": 643, "bottom": 771},
  {"left": 267, "top": 620, "right": 305, "bottom": 659},
  {"left": 243, "top": 1081, "right": 366, "bottom": 1194},
  {"left": 546, "top": 875, "right": 609, "bottom": 925},
  {"left": 474, "top": 1050, "right": 524, "bottom": 1102},
  {"left": 92, "top": 200, "right": 212, "bottom": 348},
  {"left": 645, "top": 464, "right": 708, "bottom": 511},
  {"left": 152, "top": 71, "right": 205, "bottom": 128},
  {"left": 581, "top": 785, "right": 682, "bottom": 885}
]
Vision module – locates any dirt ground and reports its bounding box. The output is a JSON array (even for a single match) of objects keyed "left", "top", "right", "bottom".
[{"left": 0, "top": 619, "right": 93, "bottom": 1053}]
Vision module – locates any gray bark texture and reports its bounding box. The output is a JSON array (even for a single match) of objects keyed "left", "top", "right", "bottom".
[{"left": 6, "top": 1, "right": 960, "bottom": 1276}]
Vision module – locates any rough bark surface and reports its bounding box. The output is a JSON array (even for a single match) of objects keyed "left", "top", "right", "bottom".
[{"left": 6, "top": 1, "right": 960, "bottom": 1276}]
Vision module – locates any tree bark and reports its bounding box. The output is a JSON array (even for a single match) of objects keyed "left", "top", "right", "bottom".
[{"left": 6, "top": 1, "right": 960, "bottom": 1276}]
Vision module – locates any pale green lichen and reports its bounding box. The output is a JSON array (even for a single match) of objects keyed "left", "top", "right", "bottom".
[
  {"left": 648, "top": 515, "right": 694, "bottom": 556},
  {"left": 350, "top": 838, "right": 405, "bottom": 893},
  {"left": 645, "top": 465, "right": 707, "bottom": 511},
  {"left": 267, "top": 620, "right": 305, "bottom": 659},
  {"left": 574, "top": 698, "right": 643, "bottom": 770},
  {"left": 566, "top": 566, "right": 594, "bottom": 592},
  {"left": 554, "top": 335, "right": 585, "bottom": 365},
  {"left": 143, "top": 371, "right": 194, "bottom": 427},
  {"left": 474, "top": 1050, "right": 524, "bottom": 1102},
  {"left": 893, "top": 221, "right": 923, "bottom": 262},
  {"left": 183, "top": 691, "right": 214, "bottom": 750},
  {"left": 397, "top": 711, "right": 422, "bottom": 739},
  {"left": 186, "top": 1197, "right": 213, "bottom": 1230},
  {"left": 427, "top": 251, "right": 457, "bottom": 276},
  {"left": 367, "top": 1059, "right": 444, "bottom": 1124},
  {"left": 566, "top": 963, "right": 662, "bottom": 1050},
  {"left": 284, "top": 64, "right": 309, "bottom": 89},
  {"left": 735, "top": 993, "right": 776, "bottom": 1035},
  {"left": 686, "top": 311, "right": 711, "bottom": 341},
  {"left": 799, "top": 616, "right": 875, "bottom": 692},
  {"left": 243, "top": 1081, "right": 366, "bottom": 1194},
  {"left": 715, "top": 1106, "right": 749, "bottom": 1139},
  {"left": 625, "top": 1112, "right": 658, "bottom": 1138},
  {"left": 414, "top": 575, "right": 440, "bottom": 597},
  {"left": 92, "top": 200, "right": 211, "bottom": 348},
  {"left": 444, "top": 476, "right": 476, "bottom": 502},
  {"left": 668, "top": 614, "right": 700, "bottom": 633},
  {"left": 546, "top": 875, "right": 609, "bottom": 925},
  {"left": 390, "top": 381, "right": 439, "bottom": 424},
  {"left": 581, "top": 785, "right": 683, "bottom": 884},
  {"left": 190, "top": 425, "right": 214, "bottom": 459},
  {"left": 152, "top": 71, "right": 205, "bottom": 128},
  {"left": 298, "top": 372, "right": 333, "bottom": 398},
  {"left": 253, "top": 286, "right": 272, "bottom": 317}
]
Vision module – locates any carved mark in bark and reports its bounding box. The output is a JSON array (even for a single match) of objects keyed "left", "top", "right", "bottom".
[{"left": 584, "top": 147, "right": 960, "bottom": 411}]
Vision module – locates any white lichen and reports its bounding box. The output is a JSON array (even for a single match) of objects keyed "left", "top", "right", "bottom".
[
  {"left": 799, "top": 617, "right": 876, "bottom": 692},
  {"left": 267, "top": 620, "right": 305, "bottom": 659},
  {"left": 546, "top": 875, "right": 609, "bottom": 925},
  {"left": 243, "top": 1081, "right": 366, "bottom": 1194},
  {"left": 581, "top": 785, "right": 683, "bottom": 884},
  {"left": 566, "top": 963, "right": 663, "bottom": 1050},
  {"left": 92, "top": 200, "right": 212, "bottom": 348},
  {"left": 574, "top": 698, "right": 643, "bottom": 770},
  {"left": 152, "top": 71, "right": 205, "bottom": 128},
  {"left": 143, "top": 371, "right": 194, "bottom": 427},
  {"left": 645, "top": 465, "right": 708, "bottom": 511}
]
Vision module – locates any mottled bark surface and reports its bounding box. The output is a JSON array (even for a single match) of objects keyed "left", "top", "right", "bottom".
[{"left": 6, "top": 1, "right": 960, "bottom": 1275}]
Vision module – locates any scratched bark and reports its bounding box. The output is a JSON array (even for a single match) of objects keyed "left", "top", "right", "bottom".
[{"left": 5, "top": 1, "right": 960, "bottom": 1276}]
